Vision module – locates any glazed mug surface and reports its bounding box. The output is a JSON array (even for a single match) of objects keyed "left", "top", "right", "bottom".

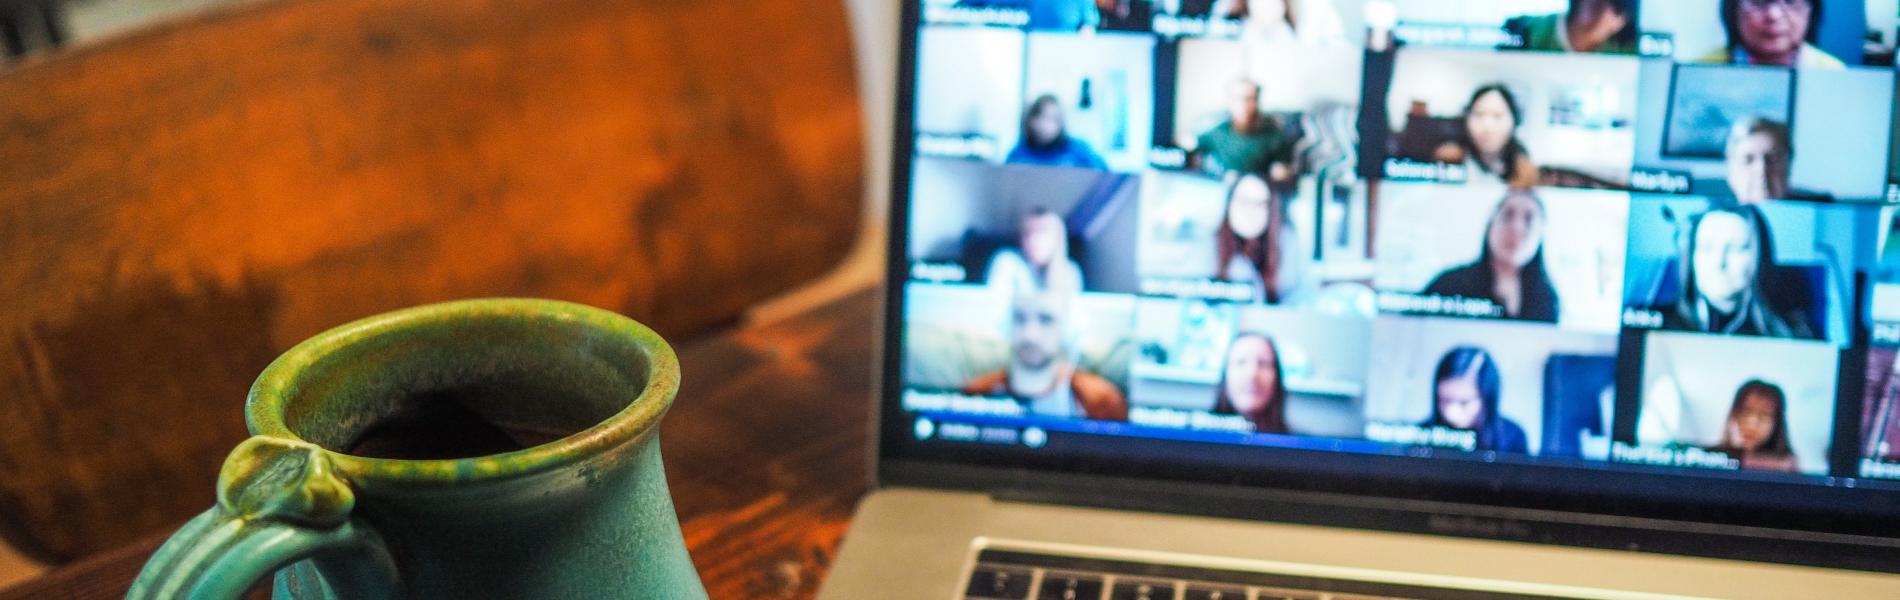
[{"left": 127, "top": 299, "right": 707, "bottom": 599}]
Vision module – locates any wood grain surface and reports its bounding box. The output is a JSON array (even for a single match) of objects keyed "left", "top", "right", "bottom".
[
  {"left": 0, "top": 0, "right": 862, "bottom": 563},
  {"left": 0, "top": 288, "right": 881, "bottom": 600}
]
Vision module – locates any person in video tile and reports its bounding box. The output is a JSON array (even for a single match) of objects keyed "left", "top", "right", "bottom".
[
  {"left": 1213, "top": 332, "right": 1291, "bottom": 434},
  {"left": 986, "top": 207, "right": 1086, "bottom": 296},
  {"left": 1662, "top": 206, "right": 1818, "bottom": 339},
  {"left": 1215, "top": 174, "right": 1311, "bottom": 304},
  {"left": 1426, "top": 347, "right": 1530, "bottom": 453},
  {"left": 1431, "top": 85, "right": 1540, "bottom": 189},
  {"left": 1503, "top": 0, "right": 1639, "bottom": 54},
  {"left": 1723, "top": 117, "right": 1800, "bottom": 204},
  {"left": 1708, "top": 379, "right": 1801, "bottom": 472},
  {"left": 1191, "top": 79, "right": 1298, "bottom": 185},
  {"left": 1213, "top": 0, "right": 1349, "bottom": 46},
  {"left": 1696, "top": 0, "right": 1845, "bottom": 69},
  {"left": 1423, "top": 190, "right": 1559, "bottom": 323},
  {"left": 1006, "top": 95, "right": 1109, "bottom": 171},
  {"left": 962, "top": 289, "right": 1129, "bottom": 421}
]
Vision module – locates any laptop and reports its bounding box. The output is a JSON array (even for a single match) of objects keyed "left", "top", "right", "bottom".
[{"left": 821, "top": 1, "right": 1900, "bottom": 598}]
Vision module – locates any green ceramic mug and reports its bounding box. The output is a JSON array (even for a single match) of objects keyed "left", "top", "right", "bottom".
[{"left": 127, "top": 299, "right": 707, "bottom": 599}]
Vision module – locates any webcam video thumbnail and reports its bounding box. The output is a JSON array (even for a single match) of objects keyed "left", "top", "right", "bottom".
[
  {"left": 1618, "top": 330, "right": 1837, "bottom": 476},
  {"left": 1126, "top": 299, "right": 1371, "bottom": 437},
  {"left": 1621, "top": 196, "right": 1877, "bottom": 347},
  {"left": 907, "top": 158, "right": 1142, "bottom": 295},
  {"left": 1374, "top": 182, "right": 1630, "bottom": 334},
  {"left": 1365, "top": 47, "right": 1641, "bottom": 190},
  {"left": 902, "top": 281, "right": 1139, "bottom": 422},
  {"left": 913, "top": 25, "right": 1156, "bottom": 172},
  {"left": 1363, "top": 315, "right": 1619, "bottom": 459},
  {"left": 1629, "top": 60, "right": 1894, "bottom": 202}
]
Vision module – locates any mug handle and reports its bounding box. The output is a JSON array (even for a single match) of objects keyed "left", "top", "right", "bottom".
[{"left": 127, "top": 436, "right": 401, "bottom": 600}]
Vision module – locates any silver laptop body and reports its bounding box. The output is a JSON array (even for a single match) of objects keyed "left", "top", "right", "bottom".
[{"left": 823, "top": 1, "right": 1900, "bottom": 598}]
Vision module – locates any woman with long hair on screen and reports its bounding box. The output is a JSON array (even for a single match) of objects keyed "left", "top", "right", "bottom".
[
  {"left": 1709, "top": 379, "right": 1800, "bottom": 472},
  {"left": 1215, "top": 173, "right": 1309, "bottom": 305},
  {"left": 1213, "top": 332, "right": 1290, "bottom": 434},
  {"left": 1433, "top": 85, "right": 1540, "bottom": 189},
  {"left": 1423, "top": 190, "right": 1560, "bottom": 323},
  {"left": 1424, "top": 347, "right": 1529, "bottom": 453},
  {"left": 1696, "top": 0, "right": 1845, "bottom": 69},
  {"left": 1005, "top": 95, "right": 1107, "bottom": 170},
  {"left": 1663, "top": 206, "right": 1818, "bottom": 339}
]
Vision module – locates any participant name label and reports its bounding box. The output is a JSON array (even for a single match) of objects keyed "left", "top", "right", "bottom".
[
  {"left": 1861, "top": 459, "right": 1900, "bottom": 481},
  {"left": 922, "top": 6, "right": 1029, "bottom": 27},
  {"left": 1611, "top": 442, "right": 1740, "bottom": 470},
  {"left": 1140, "top": 278, "right": 1255, "bottom": 302},
  {"left": 916, "top": 133, "right": 998, "bottom": 160},
  {"left": 902, "top": 391, "right": 1027, "bottom": 417},
  {"left": 1151, "top": 15, "right": 1241, "bottom": 38},
  {"left": 1382, "top": 158, "right": 1468, "bottom": 183},
  {"left": 1365, "top": 422, "right": 1478, "bottom": 452},
  {"left": 910, "top": 261, "right": 968, "bottom": 283},
  {"left": 1629, "top": 168, "right": 1692, "bottom": 194},
  {"left": 1392, "top": 23, "right": 1521, "bottom": 49},
  {"left": 1147, "top": 146, "right": 1189, "bottom": 169},
  {"left": 1638, "top": 33, "right": 1676, "bottom": 58},
  {"left": 1129, "top": 407, "right": 1253, "bottom": 433},
  {"left": 1378, "top": 292, "right": 1502, "bottom": 318},
  {"left": 1873, "top": 322, "right": 1900, "bottom": 344},
  {"left": 1622, "top": 308, "right": 1664, "bottom": 329}
]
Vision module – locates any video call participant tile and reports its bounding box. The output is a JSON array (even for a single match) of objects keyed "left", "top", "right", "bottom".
[
  {"left": 1135, "top": 169, "right": 1372, "bottom": 312},
  {"left": 906, "top": 158, "right": 1143, "bottom": 295},
  {"left": 1126, "top": 299, "right": 1372, "bottom": 438},
  {"left": 912, "top": 24, "right": 1158, "bottom": 171},
  {"left": 1363, "top": 315, "right": 1619, "bottom": 459},
  {"left": 1616, "top": 329, "right": 1838, "bottom": 476},
  {"left": 1373, "top": 182, "right": 1630, "bottom": 334},
  {"left": 1363, "top": 46, "right": 1641, "bottom": 190},
  {"left": 1620, "top": 195, "right": 1877, "bottom": 348},
  {"left": 900, "top": 281, "right": 1140, "bottom": 423},
  {"left": 1628, "top": 61, "right": 1895, "bottom": 202}
]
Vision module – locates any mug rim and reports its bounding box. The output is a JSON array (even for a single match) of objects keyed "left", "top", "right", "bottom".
[{"left": 244, "top": 297, "right": 679, "bottom": 488}]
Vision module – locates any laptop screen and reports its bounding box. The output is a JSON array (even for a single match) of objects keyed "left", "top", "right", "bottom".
[{"left": 885, "top": 0, "right": 1900, "bottom": 537}]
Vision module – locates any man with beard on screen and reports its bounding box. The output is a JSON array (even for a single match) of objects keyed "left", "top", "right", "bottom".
[{"left": 962, "top": 289, "right": 1128, "bottom": 421}]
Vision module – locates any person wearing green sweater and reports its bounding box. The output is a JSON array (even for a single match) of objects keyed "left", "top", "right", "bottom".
[{"left": 1502, "top": 0, "right": 1638, "bottom": 55}]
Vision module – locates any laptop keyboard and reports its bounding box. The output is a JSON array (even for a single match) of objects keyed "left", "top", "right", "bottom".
[{"left": 962, "top": 549, "right": 1577, "bottom": 600}]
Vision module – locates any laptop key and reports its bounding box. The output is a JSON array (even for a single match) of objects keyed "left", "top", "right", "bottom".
[
  {"left": 1039, "top": 572, "right": 1106, "bottom": 600},
  {"left": 1110, "top": 579, "right": 1176, "bottom": 600},
  {"left": 1183, "top": 585, "right": 1250, "bottom": 600},
  {"left": 963, "top": 564, "right": 1034, "bottom": 599}
]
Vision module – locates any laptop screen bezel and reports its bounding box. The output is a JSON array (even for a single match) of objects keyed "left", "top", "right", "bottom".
[{"left": 873, "top": 0, "right": 1900, "bottom": 573}]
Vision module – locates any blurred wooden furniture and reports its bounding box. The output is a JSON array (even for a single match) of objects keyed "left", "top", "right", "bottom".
[
  {"left": 0, "top": 288, "right": 881, "bottom": 598},
  {"left": 0, "top": 0, "right": 862, "bottom": 566}
]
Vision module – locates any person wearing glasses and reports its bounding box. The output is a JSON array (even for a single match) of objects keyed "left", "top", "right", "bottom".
[{"left": 1695, "top": 0, "right": 1845, "bottom": 69}]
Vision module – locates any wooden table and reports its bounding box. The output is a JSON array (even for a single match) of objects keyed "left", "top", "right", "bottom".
[{"left": 0, "top": 288, "right": 880, "bottom": 600}]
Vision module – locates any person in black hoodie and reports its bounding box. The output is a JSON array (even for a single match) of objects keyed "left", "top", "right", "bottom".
[{"left": 1423, "top": 189, "right": 1560, "bottom": 323}]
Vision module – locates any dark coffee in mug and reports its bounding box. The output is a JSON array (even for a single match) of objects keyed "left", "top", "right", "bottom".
[{"left": 343, "top": 381, "right": 600, "bottom": 460}]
